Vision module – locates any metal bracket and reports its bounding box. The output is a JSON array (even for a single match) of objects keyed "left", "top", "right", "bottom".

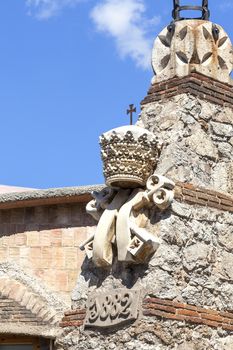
[{"left": 172, "top": 0, "right": 210, "bottom": 21}]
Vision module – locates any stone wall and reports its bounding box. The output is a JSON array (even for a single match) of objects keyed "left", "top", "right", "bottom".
[
  {"left": 56, "top": 199, "right": 233, "bottom": 350},
  {"left": 138, "top": 91, "right": 233, "bottom": 194},
  {"left": 57, "top": 70, "right": 233, "bottom": 349},
  {"left": 57, "top": 317, "right": 233, "bottom": 350},
  {"left": 145, "top": 201, "right": 233, "bottom": 311}
]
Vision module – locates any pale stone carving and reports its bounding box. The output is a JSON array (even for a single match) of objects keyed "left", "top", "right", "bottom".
[
  {"left": 80, "top": 188, "right": 117, "bottom": 259},
  {"left": 116, "top": 174, "right": 175, "bottom": 263},
  {"left": 80, "top": 125, "right": 174, "bottom": 267},
  {"left": 92, "top": 189, "right": 131, "bottom": 267},
  {"left": 86, "top": 187, "right": 117, "bottom": 221},
  {"left": 152, "top": 20, "right": 233, "bottom": 84},
  {"left": 80, "top": 174, "right": 175, "bottom": 267},
  {"left": 100, "top": 125, "right": 160, "bottom": 188},
  {"left": 84, "top": 289, "right": 140, "bottom": 328}
]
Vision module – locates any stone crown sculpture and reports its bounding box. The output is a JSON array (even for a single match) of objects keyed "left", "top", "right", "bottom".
[
  {"left": 152, "top": 20, "right": 233, "bottom": 84},
  {"left": 79, "top": 124, "right": 175, "bottom": 267},
  {"left": 100, "top": 125, "right": 160, "bottom": 188}
]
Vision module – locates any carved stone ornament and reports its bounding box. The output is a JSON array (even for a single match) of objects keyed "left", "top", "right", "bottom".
[
  {"left": 84, "top": 289, "right": 140, "bottom": 329},
  {"left": 79, "top": 124, "right": 174, "bottom": 267},
  {"left": 100, "top": 125, "right": 160, "bottom": 188},
  {"left": 152, "top": 20, "right": 233, "bottom": 84},
  {"left": 80, "top": 174, "right": 175, "bottom": 267}
]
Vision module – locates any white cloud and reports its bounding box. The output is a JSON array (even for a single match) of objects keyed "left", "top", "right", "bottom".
[
  {"left": 90, "top": 0, "right": 161, "bottom": 69},
  {"left": 26, "top": 0, "right": 81, "bottom": 20},
  {"left": 26, "top": 0, "right": 161, "bottom": 69}
]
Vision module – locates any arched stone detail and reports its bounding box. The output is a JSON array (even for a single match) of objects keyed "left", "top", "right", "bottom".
[{"left": 0, "top": 276, "right": 63, "bottom": 326}]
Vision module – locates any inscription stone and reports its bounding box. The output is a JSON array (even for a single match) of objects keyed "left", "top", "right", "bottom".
[{"left": 84, "top": 289, "right": 140, "bottom": 328}]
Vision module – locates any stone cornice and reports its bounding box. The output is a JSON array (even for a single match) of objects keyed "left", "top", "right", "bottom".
[{"left": 141, "top": 73, "right": 233, "bottom": 108}]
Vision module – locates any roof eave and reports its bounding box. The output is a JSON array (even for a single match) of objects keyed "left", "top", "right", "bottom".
[{"left": 0, "top": 185, "right": 105, "bottom": 210}]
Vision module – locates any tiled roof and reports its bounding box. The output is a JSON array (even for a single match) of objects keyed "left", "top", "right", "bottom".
[{"left": 0, "top": 185, "right": 105, "bottom": 210}]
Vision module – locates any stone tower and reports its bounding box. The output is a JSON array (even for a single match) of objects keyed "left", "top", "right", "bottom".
[{"left": 58, "top": 2, "right": 233, "bottom": 349}]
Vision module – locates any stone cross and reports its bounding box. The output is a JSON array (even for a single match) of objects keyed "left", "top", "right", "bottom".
[{"left": 127, "top": 104, "right": 136, "bottom": 125}]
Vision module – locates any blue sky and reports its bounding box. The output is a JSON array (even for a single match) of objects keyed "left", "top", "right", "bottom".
[{"left": 1, "top": 0, "right": 232, "bottom": 189}]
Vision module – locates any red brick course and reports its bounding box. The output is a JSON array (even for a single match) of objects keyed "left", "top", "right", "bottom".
[
  {"left": 141, "top": 73, "right": 233, "bottom": 108},
  {"left": 60, "top": 308, "right": 86, "bottom": 328},
  {"left": 60, "top": 320, "right": 84, "bottom": 328},
  {"left": 60, "top": 297, "right": 233, "bottom": 331},
  {"left": 174, "top": 182, "right": 233, "bottom": 213},
  {"left": 142, "top": 297, "right": 233, "bottom": 331}
]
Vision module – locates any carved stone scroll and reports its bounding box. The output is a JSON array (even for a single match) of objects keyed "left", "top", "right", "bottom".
[
  {"left": 80, "top": 188, "right": 118, "bottom": 260},
  {"left": 84, "top": 289, "right": 140, "bottom": 328},
  {"left": 80, "top": 174, "right": 175, "bottom": 267},
  {"left": 116, "top": 189, "right": 145, "bottom": 263},
  {"left": 92, "top": 189, "right": 131, "bottom": 267}
]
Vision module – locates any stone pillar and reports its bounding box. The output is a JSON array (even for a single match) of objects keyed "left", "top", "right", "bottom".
[
  {"left": 138, "top": 73, "right": 233, "bottom": 194},
  {"left": 138, "top": 20, "right": 233, "bottom": 194},
  {"left": 57, "top": 18, "right": 233, "bottom": 350}
]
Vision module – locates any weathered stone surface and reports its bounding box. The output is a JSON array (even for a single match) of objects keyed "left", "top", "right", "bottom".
[
  {"left": 218, "top": 252, "right": 233, "bottom": 280},
  {"left": 218, "top": 231, "right": 233, "bottom": 252},
  {"left": 211, "top": 122, "right": 233, "bottom": 137},
  {"left": 58, "top": 18, "right": 233, "bottom": 350},
  {"left": 66, "top": 201, "right": 233, "bottom": 349},
  {"left": 211, "top": 163, "right": 230, "bottom": 193},
  {"left": 150, "top": 245, "right": 181, "bottom": 271},
  {"left": 84, "top": 289, "right": 140, "bottom": 329},
  {"left": 152, "top": 20, "right": 233, "bottom": 84},
  {"left": 144, "top": 268, "right": 179, "bottom": 300},
  {"left": 187, "top": 129, "right": 218, "bottom": 159},
  {"left": 217, "top": 142, "right": 233, "bottom": 159},
  {"left": 183, "top": 243, "right": 210, "bottom": 271},
  {"left": 212, "top": 107, "right": 233, "bottom": 124},
  {"left": 139, "top": 94, "right": 233, "bottom": 194},
  {"left": 215, "top": 337, "right": 233, "bottom": 350},
  {"left": 56, "top": 319, "right": 233, "bottom": 350}
]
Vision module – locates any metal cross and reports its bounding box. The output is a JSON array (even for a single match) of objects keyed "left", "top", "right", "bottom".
[{"left": 127, "top": 104, "right": 136, "bottom": 125}]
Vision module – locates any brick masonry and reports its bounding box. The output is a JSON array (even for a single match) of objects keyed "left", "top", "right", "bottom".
[
  {"left": 141, "top": 72, "right": 233, "bottom": 108},
  {"left": 0, "top": 202, "right": 95, "bottom": 299},
  {"left": 0, "top": 276, "right": 62, "bottom": 326},
  {"left": 60, "top": 309, "right": 86, "bottom": 328},
  {"left": 174, "top": 182, "right": 233, "bottom": 213},
  {"left": 60, "top": 297, "right": 233, "bottom": 332},
  {"left": 142, "top": 297, "right": 233, "bottom": 332},
  {"left": 0, "top": 296, "right": 46, "bottom": 325}
]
